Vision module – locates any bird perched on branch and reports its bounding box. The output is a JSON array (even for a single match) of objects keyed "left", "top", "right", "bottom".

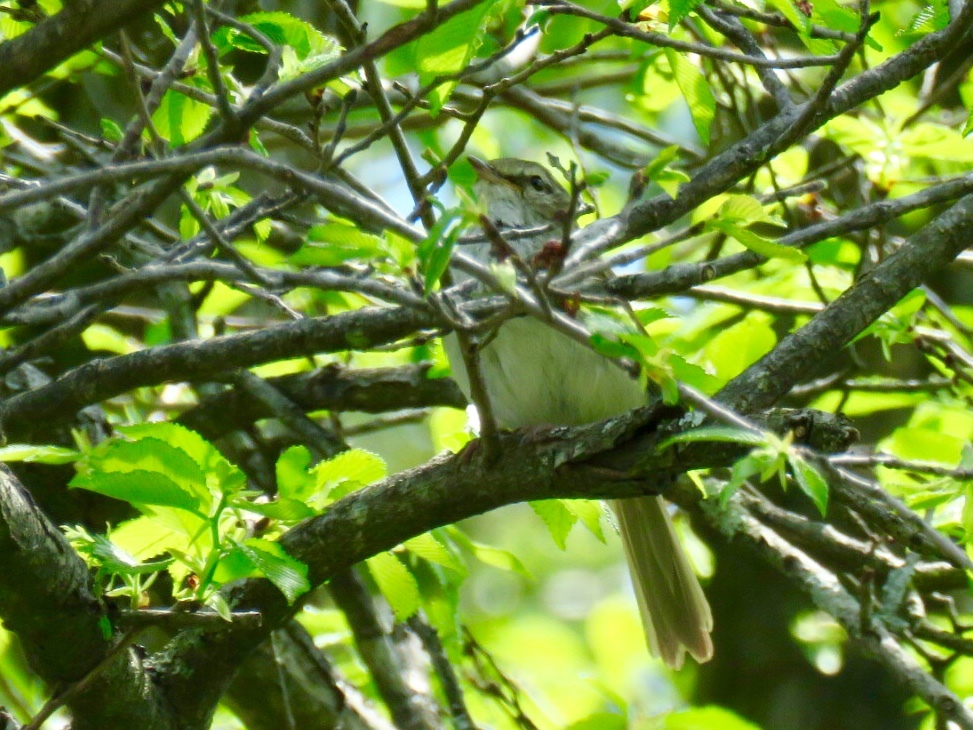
[{"left": 446, "top": 156, "right": 714, "bottom": 669}]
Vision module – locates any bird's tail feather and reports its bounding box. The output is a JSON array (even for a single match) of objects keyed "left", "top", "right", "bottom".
[{"left": 611, "top": 496, "right": 714, "bottom": 669}]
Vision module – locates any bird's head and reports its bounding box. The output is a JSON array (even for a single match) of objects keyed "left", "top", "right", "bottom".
[{"left": 469, "top": 156, "right": 571, "bottom": 228}]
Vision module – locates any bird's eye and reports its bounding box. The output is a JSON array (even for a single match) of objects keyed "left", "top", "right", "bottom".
[{"left": 528, "top": 175, "right": 547, "bottom": 192}]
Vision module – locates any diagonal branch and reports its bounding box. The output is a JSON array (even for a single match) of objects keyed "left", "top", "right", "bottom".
[
  {"left": 717, "top": 192, "right": 973, "bottom": 413},
  {"left": 568, "top": 0, "right": 973, "bottom": 262},
  {"left": 0, "top": 466, "right": 173, "bottom": 729},
  {"left": 702, "top": 490, "right": 973, "bottom": 729},
  {"left": 0, "top": 0, "right": 170, "bottom": 97},
  {"left": 0, "top": 305, "right": 438, "bottom": 439}
]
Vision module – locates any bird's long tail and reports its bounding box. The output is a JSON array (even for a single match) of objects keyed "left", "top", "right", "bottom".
[{"left": 611, "top": 496, "right": 714, "bottom": 669}]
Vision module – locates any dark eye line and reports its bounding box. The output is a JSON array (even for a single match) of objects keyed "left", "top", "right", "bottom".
[
  {"left": 500, "top": 173, "right": 551, "bottom": 193},
  {"left": 520, "top": 174, "right": 547, "bottom": 192}
]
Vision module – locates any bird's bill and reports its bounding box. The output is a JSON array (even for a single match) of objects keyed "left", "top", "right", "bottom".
[
  {"left": 468, "top": 155, "right": 521, "bottom": 194},
  {"left": 468, "top": 155, "right": 503, "bottom": 184}
]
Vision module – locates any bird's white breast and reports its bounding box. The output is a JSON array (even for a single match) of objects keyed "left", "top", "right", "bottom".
[{"left": 447, "top": 317, "right": 647, "bottom": 428}]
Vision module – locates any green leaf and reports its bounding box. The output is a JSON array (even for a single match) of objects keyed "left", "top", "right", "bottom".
[
  {"left": 152, "top": 85, "right": 213, "bottom": 146},
  {"left": 117, "top": 423, "right": 243, "bottom": 493},
  {"left": 276, "top": 445, "right": 314, "bottom": 501},
  {"left": 220, "top": 12, "right": 340, "bottom": 61},
  {"left": 766, "top": 0, "right": 811, "bottom": 35},
  {"left": 82, "top": 323, "right": 141, "bottom": 354},
  {"left": 526, "top": 8, "right": 552, "bottom": 28},
  {"left": 899, "top": 124, "right": 973, "bottom": 163},
  {"left": 669, "top": 0, "right": 705, "bottom": 28},
  {"left": 211, "top": 545, "right": 260, "bottom": 585},
  {"left": 813, "top": 0, "right": 862, "bottom": 33},
  {"left": 415, "top": 0, "right": 502, "bottom": 113},
  {"left": 0, "top": 444, "right": 79, "bottom": 464},
  {"left": 853, "top": 290, "right": 925, "bottom": 350},
  {"left": 447, "top": 527, "right": 532, "bottom": 578},
  {"left": 71, "top": 471, "right": 202, "bottom": 512},
  {"left": 885, "top": 426, "right": 964, "bottom": 465},
  {"left": 654, "top": 168, "right": 692, "bottom": 198},
  {"left": 236, "top": 538, "right": 310, "bottom": 604},
  {"left": 312, "top": 448, "right": 387, "bottom": 503},
  {"left": 367, "top": 551, "right": 421, "bottom": 621},
  {"left": 100, "top": 117, "right": 124, "bottom": 142},
  {"left": 634, "top": 306, "right": 671, "bottom": 326},
  {"left": 658, "top": 374, "right": 680, "bottom": 405},
  {"left": 852, "top": 289, "right": 926, "bottom": 361},
  {"left": 109, "top": 516, "right": 189, "bottom": 561},
  {"left": 153, "top": 13, "right": 180, "bottom": 46},
  {"left": 909, "top": 484, "right": 961, "bottom": 512},
  {"left": 616, "top": 332, "right": 660, "bottom": 359},
  {"left": 703, "top": 312, "right": 777, "bottom": 384},
  {"left": 589, "top": 333, "right": 642, "bottom": 362},
  {"left": 417, "top": 211, "right": 462, "bottom": 293},
  {"left": 585, "top": 306, "right": 655, "bottom": 339},
  {"left": 206, "top": 592, "right": 234, "bottom": 622},
  {"left": 664, "top": 49, "right": 716, "bottom": 145},
  {"left": 531, "top": 500, "right": 578, "bottom": 550},
  {"left": 822, "top": 115, "right": 885, "bottom": 157},
  {"left": 292, "top": 222, "right": 386, "bottom": 266},
  {"left": 239, "top": 497, "right": 317, "bottom": 522},
  {"left": 641, "top": 147, "right": 692, "bottom": 198},
  {"left": 710, "top": 221, "right": 807, "bottom": 262},
  {"left": 886, "top": 287, "right": 925, "bottom": 317},
  {"left": 428, "top": 406, "right": 474, "bottom": 453},
  {"left": 253, "top": 218, "right": 272, "bottom": 242},
  {"left": 668, "top": 354, "right": 720, "bottom": 394},
  {"left": 81, "top": 436, "right": 211, "bottom": 505},
  {"left": 904, "top": 0, "right": 950, "bottom": 33},
  {"left": 790, "top": 455, "right": 829, "bottom": 515},
  {"left": 308, "top": 219, "right": 385, "bottom": 248},
  {"left": 963, "top": 483, "right": 973, "bottom": 539},
  {"left": 279, "top": 45, "right": 342, "bottom": 82},
  {"left": 585, "top": 170, "right": 611, "bottom": 187},
  {"left": 564, "top": 500, "right": 606, "bottom": 542},
  {"left": 722, "top": 454, "right": 766, "bottom": 505},
  {"left": 959, "top": 442, "right": 973, "bottom": 471},
  {"left": 658, "top": 426, "right": 767, "bottom": 451},
  {"left": 403, "top": 532, "right": 466, "bottom": 573},
  {"left": 716, "top": 194, "right": 779, "bottom": 226},
  {"left": 566, "top": 712, "right": 628, "bottom": 730},
  {"left": 250, "top": 128, "right": 269, "bottom": 157},
  {"left": 88, "top": 437, "right": 187, "bottom": 475},
  {"left": 665, "top": 705, "right": 763, "bottom": 730},
  {"left": 413, "top": 558, "right": 463, "bottom": 646},
  {"left": 66, "top": 527, "right": 174, "bottom": 575}
]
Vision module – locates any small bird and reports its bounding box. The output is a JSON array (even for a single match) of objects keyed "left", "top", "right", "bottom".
[{"left": 447, "top": 156, "right": 714, "bottom": 669}]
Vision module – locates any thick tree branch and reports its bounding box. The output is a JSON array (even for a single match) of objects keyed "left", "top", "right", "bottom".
[
  {"left": 718, "top": 193, "right": 973, "bottom": 413},
  {"left": 178, "top": 364, "right": 465, "bottom": 439},
  {"left": 0, "top": 466, "right": 173, "bottom": 729},
  {"left": 0, "top": 0, "right": 169, "bottom": 98},
  {"left": 145, "top": 402, "right": 865, "bottom": 725},
  {"left": 0, "top": 305, "right": 437, "bottom": 439}
]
